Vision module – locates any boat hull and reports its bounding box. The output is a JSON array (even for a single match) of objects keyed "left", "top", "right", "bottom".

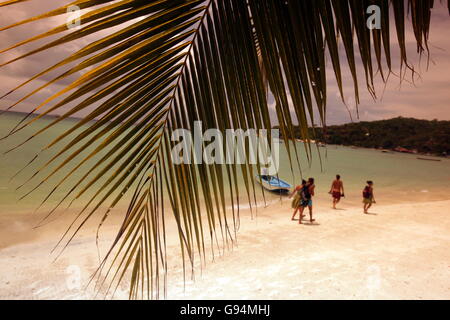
[{"left": 255, "top": 175, "right": 292, "bottom": 193}]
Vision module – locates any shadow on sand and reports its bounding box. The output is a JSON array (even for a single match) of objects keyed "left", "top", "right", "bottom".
[
  {"left": 291, "top": 218, "right": 320, "bottom": 226},
  {"left": 299, "top": 218, "right": 320, "bottom": 226},
  {"left": 301, "top": 221, "right": 320, "bottom": 226}
]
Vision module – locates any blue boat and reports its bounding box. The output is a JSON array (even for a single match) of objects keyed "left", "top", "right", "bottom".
[{"left": 255, "top": 174, "right": 292, "bottom": 193}]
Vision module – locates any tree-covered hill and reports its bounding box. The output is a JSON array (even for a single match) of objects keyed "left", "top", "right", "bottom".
[{"left": 282, "top": 117, "right": 450, "bottom": 156}]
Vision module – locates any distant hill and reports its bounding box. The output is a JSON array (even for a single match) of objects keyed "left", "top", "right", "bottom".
[{"left": 280, "top": 117, "right": 450, "bottom": 156}]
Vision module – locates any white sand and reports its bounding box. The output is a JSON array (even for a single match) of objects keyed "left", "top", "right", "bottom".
[{"left": 1, "top": 199, "right": 449, "bottom": 300}]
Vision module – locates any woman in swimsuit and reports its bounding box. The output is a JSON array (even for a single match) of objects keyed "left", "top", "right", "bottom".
[
  {"left": 290, "top": 180, "right": 306, "bottom": 221},
  {"left": 363, "top": 181, "right": 376, "bottom": 214},
  {"left": 299, "top": 178, "right": 315, "bottom": 224}
]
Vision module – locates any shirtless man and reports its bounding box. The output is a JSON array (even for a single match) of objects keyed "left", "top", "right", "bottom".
[{"left": 329, "top": 174, "right": 344, "bottom": 209}]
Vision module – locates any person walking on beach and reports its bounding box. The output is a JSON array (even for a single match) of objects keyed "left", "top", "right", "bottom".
[
  {"left": 299, "top": 178, "right": 316, "bottom": 224},
  {"left": 290, "top": 179, "right": 306, "bottom": 221},
  {"left": 363, "top": 181, "right": 376, "bottom": 214},
  {"left": 329, "top": 174, "right": 345, "bottom": 209}
]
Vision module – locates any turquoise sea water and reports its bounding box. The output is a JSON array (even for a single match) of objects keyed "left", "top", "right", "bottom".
[{"left": 0, "top": 112, "right": 449, "bottom": 215}]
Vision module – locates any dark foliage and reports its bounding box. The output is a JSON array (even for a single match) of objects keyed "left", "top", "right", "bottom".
[{"left": 284, "top": 117, "right": 450, "bottom": 155}]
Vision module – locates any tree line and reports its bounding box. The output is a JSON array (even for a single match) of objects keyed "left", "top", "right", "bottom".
[{"left": 279, "top": 117, "right": 450, "bottom": 156}]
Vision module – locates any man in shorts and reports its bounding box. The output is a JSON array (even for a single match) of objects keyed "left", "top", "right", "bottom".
[{"left": 329, "top": 174, "right": 345, "bottom": 209}]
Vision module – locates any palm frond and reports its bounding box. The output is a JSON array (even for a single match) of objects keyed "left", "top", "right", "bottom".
[{"left": 0, "top": 0, "right": 447, "bottom": 299}]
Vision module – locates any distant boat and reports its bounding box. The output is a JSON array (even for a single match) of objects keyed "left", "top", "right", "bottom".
[
  {"left": 255, "top": 175, "right": 291, "bottom": 193},
  {"left": 394, "top": 146, "right": 414, "bottom": 154},
  {"left": 417, "top": 157, "right": 441, "bottom": 162}
]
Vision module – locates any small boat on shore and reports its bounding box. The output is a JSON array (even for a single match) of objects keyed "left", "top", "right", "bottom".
[
  {"left": 255, "top": 175, "right": 291, "bottom": 193},
  {"left": 394, "top": 146, "right": 416, "bottom": 154}
]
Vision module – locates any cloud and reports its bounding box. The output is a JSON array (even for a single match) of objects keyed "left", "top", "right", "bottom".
[
  {"left": 322, "top": 2, "right": 450, "bottom": 124},
  {"left": 0, "top": 1, "right": 449, "bottom": 125}
]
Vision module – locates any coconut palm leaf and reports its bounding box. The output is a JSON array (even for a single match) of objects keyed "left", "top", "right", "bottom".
[{"left": 0, "top": 0, "right": 446, "bottom": 299}]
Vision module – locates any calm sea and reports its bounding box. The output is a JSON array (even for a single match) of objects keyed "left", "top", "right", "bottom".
[{"left": 1, "top": 112, "right": 449, "bottom": 215}]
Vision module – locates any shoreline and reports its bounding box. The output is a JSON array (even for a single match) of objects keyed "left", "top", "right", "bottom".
[
  {"left": 1, "top": 198, "right": 449, "bottom": 299},
  {"left": 2, "top": 112, "right": 448, "bottom": 159},
  {"left": 294, "top": 141, "right": 449, "bottom": 159}
]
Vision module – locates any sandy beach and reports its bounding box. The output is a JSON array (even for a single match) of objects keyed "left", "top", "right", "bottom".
[
  {"left": 1, "top": 115, "right": 449, "bottom": 300},
  {"left": 1, "top": 198, "right": 449, "bottom": 300},
  {"left": 1, "top": 0, "right": 450, "bottom": 305}
]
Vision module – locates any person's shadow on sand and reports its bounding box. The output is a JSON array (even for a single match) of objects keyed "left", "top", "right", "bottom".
[
  {"left": 364, "top": 212, "right": 378, "bottom": 216},
  {"left": 301, "top": 221, "right": 320, "bottom": 226},
  {"left": 291, "top": 219, "right": 320, "bottom": 226}
]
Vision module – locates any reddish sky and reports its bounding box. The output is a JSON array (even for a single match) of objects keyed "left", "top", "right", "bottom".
[{"left": 0, "top": 1, "right": 449, "bottom": 125}]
